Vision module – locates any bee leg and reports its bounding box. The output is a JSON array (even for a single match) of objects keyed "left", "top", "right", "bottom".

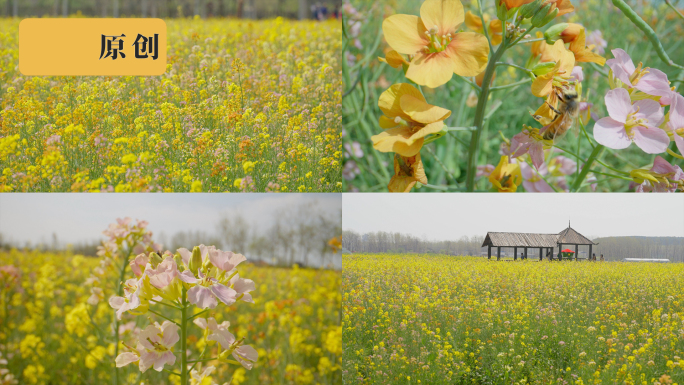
[{"left": 546, "top": 101, "right": 562, "bottom": 119}]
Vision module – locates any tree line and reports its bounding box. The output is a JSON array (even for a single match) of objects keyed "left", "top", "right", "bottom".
[
  {"left": 0, "top": 200, "right": 341, "bottom": 269},
  {"left": 342, "top": 230, "right": 684, "bottom": 262}
]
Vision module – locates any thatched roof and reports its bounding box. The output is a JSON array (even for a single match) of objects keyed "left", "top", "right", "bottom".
[{"left": 482, "top": 226, "right": 596, "bottom": 247}]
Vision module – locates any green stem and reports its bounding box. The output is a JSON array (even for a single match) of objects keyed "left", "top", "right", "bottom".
[
  {"left": 466, "top": 41, "right": 508, "bottom": 191},
  {"left": 489, "top": 78, "right": 531, "bottom": 91},
  {"left": 572, "top": 144, "right": 605, "bottom": 191},
  {"left": 188, "top": 308, "right": 210, "bottom": 322},
  {"left": 180, "top": 288, "right": 188, "bottom": 385},
  {"left": 148, "top": 308, "right": 180, "bottom": 326}
]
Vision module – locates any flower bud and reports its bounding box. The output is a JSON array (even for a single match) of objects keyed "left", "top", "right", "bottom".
[
  {"left": 544, "top": 23, "right": 569, "bottom": 44},
  {"left": 189, "top": 246, "right": 202, "bottom": 275},
  {"left": 173, "top": 253, "right": 185, "bottom": 270},
  {"left": 534, "top": 7, "right": 558, "bottom": 28},
  {"left": 531, "top": 61, "right": 557, "bottom": 76},
  {"left": 519, "top": 0, "right": 544, "bottom": 19},
  {"left": 149, "top": 252, "right": 162, "bottom": 268},
  {"left": 530, "top": 2, "right": 553, "bottom": 28}
]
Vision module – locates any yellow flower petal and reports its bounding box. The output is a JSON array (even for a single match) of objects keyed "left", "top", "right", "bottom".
[
  {"left": 409, "top": 121, "right": 445, "bottom": 141},
  {"left": 399, "top": 94, "right": 451, "bottom": 124},
  {"left": 488, "top": 19, "right": 503, "bottom": 46},
  {"left": 445, "top": 32, "right": 489, "bottom": 77},
  {"left": 378, "top": 50, "right": 408, "bottom": 68},
  {"left": 371, "top": 127, "right": 424, "bottom": 157},
  {"left": 531, "top": 68, "right": 557, "bottom": 98},
  {"left": 569, "top": 29, "right": 606, "bottom": 66},
  {"left": 378, "top": 115, "right": 399, "bottom": 129},
  {"left": 382, "top": 14, "right": 427, "bottom": 55},
  {"left": 378, "top": 83, "right": 426, "bottom": 119},
  {"left": 420, "top": 0, "right": 465, "bottom": 36},
  {"left": 388, "top": 154, "right": 427, "bottom": 192},
  {"left": 406, "top": 52, "right": 457, "bottom": 88},
  {"left": 464, "top": 10, "right": 484, "bottom": 32}
]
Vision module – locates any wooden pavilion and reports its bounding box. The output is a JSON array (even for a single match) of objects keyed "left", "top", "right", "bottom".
[{"left": 481, "top": 223, "right": 596, "bottom": 261}]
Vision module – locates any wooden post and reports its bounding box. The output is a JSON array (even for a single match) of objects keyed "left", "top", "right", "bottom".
[
  {"left": 589, "top": 244, "right": 593, "bottom": 261},
  {"left": 524, "top": 247, "right": 528, "bottom": 260},
  {"left": 497, "top": 247, "right": 501, "bottom": 261},
  {"left": 575, "top": 244, "right": 578, "bottom": 261},
  {"left": 539, "top": 247, "right": 542, "bottom": 261},
  {"left": 488, "top": 245, "right": 491, "bottom": 260},
  {"left": 514, "top": 247, "right": 518, "bottom": 260}
]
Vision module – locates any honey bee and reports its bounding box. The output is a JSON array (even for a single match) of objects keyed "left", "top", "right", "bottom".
[{"left": 540, "top": 88, "right": 580, "bottom": 141}]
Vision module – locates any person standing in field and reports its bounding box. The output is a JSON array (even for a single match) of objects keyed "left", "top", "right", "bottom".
[{"left": 600, "top": 254, "right": 605, "bottom": 261}]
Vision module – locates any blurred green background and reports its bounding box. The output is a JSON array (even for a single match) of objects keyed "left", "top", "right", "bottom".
[{"left": 342, "top": 0, "right": 684, "bottom": 192}]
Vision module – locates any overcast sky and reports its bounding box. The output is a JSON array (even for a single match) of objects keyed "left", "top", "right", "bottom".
[
  {"left": 0, "top": 193, "right": 341, "bottom": 246},
  {"left": 343, "top": 194, "right": 684, "bottom": 239}
]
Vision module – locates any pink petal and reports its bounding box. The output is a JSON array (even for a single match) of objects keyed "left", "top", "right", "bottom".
[
  {"left": 109, "top": 296, "right": 125, "bottom": 310},
  {"left": 651, "top": 156, "right": 677, "bottom": 174},
  {"left": 528, "top": 143, "right": 545, "bottom": 170},
  {"left": 178, "top": 270, "right": 198, "bottom": 284},
  {"left": 234, "top": 345, "right": 259, "bottom": 370},
  {"left": 230, "top": 275, "right": 255, "bottom": 294},
  {"left": 161, "top": 322, "right": 180, "bottom": 348},
  {"left": 593, "top": 117, "right": 631, "bottom": 149},
  {"left": 193, "top": 317, "right": 208, "bottom": 330},
  {"left": 138, "top": 351, "right": 156, "bottom": 373},
  {"left": 635, "top": 68, "right": 669, "bottom": 95},
  {"left": 570, "top": 66, "right": 583, "bottom": 82},
  {"left": 667, "top": 94, "right": 684, "bottom": 130},
  {"left": 188, "top": 286, "right": 218, "bottom": 309},
  {"left": 177, "top": 248, "right": 192, "bottom": 266},
  {"left": 208, "top": 329, "right": 235, "bottom": 348},
  {"left": 115, "top": 352, "right": 139, "bottom": 367},
  {"left": 210, "top": 284, "right": 237, "bottom": 306},
  {"left": 632, "top": 99, "right": 663, "bottom": 125},
  {"left": 153, "top": 351, "right": 176, "bottom": 371},
  {"left": 632, "top": 126, "right": 670, "bottom": 154},
  {"left": 139, "top": 325, "right": 161, "bottom": 350},
  {"left": 674, "top": 134, "right": 684, "bottom": 157},
  {"left": 606, "top": 48, "right": 635, "bottom": 85},
  {"left": 604, "top": 88, "right": 632, "bottom": 123}
]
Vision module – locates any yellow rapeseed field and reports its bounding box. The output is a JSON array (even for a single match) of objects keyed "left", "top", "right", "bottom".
[
  {"left": 0, "top": 17, "right": 342, "bottom": 192},
  {"left": 343, "top": 254, "right": 684, "bottom": 384},
  {"left": 0, "top": 249, "right": 341, "bottom": 384}
]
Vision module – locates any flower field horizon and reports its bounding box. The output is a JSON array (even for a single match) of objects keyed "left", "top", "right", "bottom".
[
  {"left": 343, "top": 254, "right": 684, "bottom": 384},
  {"left": 0, "top": 17, "right": 342, "bottom": 192}
]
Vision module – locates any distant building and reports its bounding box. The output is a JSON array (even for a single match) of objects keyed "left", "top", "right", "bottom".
[{"left": 481, "top": 223, "right": 597, "bottom": 261}]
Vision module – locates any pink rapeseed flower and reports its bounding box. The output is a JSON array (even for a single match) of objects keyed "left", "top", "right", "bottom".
[
  {"left": 594, "top": 88, "right": 668, "bottom": 154},
  {"left": 666, "top": 93, "right": 684, "bottom": 155},
  {"left": 607, "top": 49, "right": 676, "bottom": 106}
]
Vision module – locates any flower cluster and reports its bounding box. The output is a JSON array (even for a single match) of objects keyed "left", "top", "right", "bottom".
[
  {"left": 111, "top": 244, "right": 257, "bottom": 379},
  {"left": 0, "top": 18, "right": 341, "bottom": 192}
]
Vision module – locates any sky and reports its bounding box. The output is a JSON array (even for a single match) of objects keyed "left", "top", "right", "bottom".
[
  {"left": 0, "top": 193, "right": 341, "bottom": 246},
  {"left": 343, "top": 193, "right": 684, "bottom": 239}
]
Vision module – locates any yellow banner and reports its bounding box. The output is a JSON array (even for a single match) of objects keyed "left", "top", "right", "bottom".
[{"left": 19, "top": 18, "right": 166, "bottom": 76}]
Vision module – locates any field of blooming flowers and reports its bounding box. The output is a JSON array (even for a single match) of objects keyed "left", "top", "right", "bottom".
[
  {"left": 343, "top": 254, "right": 684, "bottom": 384},
  {"left": 0, "top": 17, "right": 342, "bottom": 192},
  {"left": 343, "top": 0, "right": 684, "bottom": 192},
  {"left": 0, "top": 219, "right": 341, "bottom": 384}
]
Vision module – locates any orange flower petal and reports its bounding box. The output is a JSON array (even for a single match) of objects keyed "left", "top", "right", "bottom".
[
  {"left": 378, "top": 83, "right": 426, "bottom": 119},
  {"left": 420, "top": 0, "right": 465, "bottom": 36},
  {"left": 464, "top": 10, "right": 484, "bottom": 32},
  {"left": 379, "top": 50, "right": 408, "bottom": 68},
  {"left": 406, "top": 52, "right": 457, "bottom": 88},
  {"left": 488, "top": 19, "right": 503, "bottom": 46},
  {"left": 408, "top": 121, "right": 445, "bottom": 142},
  {"left": 400, "top": 94, "right": 451, "bottom": 124},
  {"left": 379, "top": 115, "right": 399, "bottom": 129},
  {"left": 569, "top": 28, "right": 606, "bottom": 66},
  {"left": 371, "top": 127, "right": 424, "bottom": 157},
  {"left": 382, "top": 14, "right": 427, "bottom": 55},
  {"left": 445, "top": 32, "right": 490, "bottom": 77}
]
